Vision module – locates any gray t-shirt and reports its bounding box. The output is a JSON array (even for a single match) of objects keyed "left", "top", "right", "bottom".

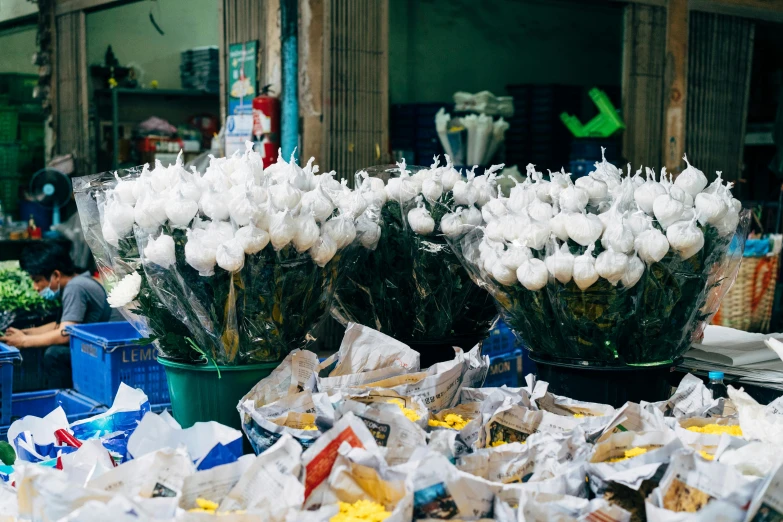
[{"left": 60, "top": 272, "right": 115, "bottom": 324}]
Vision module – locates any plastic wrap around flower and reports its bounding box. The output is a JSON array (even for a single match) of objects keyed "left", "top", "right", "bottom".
[
  {"left": 448, "top": 154, "right": 750, "bottom": 367},
  {"left": 73, "top": 146, "right": 367, "bottom": 365},
  {"left": 331, "top": 158, "right": 498, "bottom": 352}
]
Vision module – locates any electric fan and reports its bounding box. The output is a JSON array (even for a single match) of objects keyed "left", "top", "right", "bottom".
[{"left": 29, "top": 168, "right": 72, "bottom": 226}]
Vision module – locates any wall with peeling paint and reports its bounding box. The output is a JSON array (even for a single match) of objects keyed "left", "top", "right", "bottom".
[{"left": 389, "top": 0, "right": 623, "bottom": 103}]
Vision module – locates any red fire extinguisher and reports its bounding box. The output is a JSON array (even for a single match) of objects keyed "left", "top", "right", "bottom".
[{"left": 252, "top": 85, "right": 281, "bottom": 168}]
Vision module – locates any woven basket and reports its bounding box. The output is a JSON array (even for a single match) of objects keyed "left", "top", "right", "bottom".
[{"left": 712, "top": 255, "right": 779, "bottom": 333}]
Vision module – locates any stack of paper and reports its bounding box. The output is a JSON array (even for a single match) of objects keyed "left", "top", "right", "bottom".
[
  {"left": 180, "top": 46, "right": 219, "bottom": 94},
  {"left": 680, "top": 325, "right": 783, "bottom": 389}
]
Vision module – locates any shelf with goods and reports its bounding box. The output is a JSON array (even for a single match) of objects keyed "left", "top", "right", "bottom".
[{"left": 92, "top": 88, "right": 219, "bottom": 171}]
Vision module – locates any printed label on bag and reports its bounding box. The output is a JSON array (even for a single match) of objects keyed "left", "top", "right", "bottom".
[
  {"left": 413, "top": 482, "right": 459, "bottom": 520},
  {"left": 304, "top": 427, "right": 363, "bottom": 498},
  {"left": 358, "top": 416, "right": 390, "bottom": 447}
]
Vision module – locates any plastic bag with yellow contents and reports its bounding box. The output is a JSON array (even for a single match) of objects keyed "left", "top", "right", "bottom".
[
  {"left": 238, "top": 391, "right": 333, "bottom": 455},
  {"left": 335, "top": 397, "right": 427, "bottom": 465}
]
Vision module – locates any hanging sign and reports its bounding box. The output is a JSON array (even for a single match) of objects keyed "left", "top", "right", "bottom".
[{"left": 227, "top": 41, "right": 258, "bottom": 116}]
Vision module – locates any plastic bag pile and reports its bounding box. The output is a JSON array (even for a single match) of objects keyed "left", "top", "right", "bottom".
[
  {"left": 6, "top": 324, "right": 783, "bottom": 522},
  {"left": 449, "top": 153, "right": 750, "bottom": 366}
]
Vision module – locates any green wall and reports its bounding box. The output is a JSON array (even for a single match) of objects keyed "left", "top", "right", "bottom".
[
  {"left": 389, "top": 0, "right": 624, "bottom": 104},
  {"left": 87, "top": 0, "right": 219, "bottom": 90},
  {"left": 0, "top": 26, "right": 38, "bottom": 75}
]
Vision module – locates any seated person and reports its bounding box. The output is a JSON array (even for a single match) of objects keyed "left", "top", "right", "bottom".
[{"left": 0, "top": 243, "right": 118, "bottom": 387}]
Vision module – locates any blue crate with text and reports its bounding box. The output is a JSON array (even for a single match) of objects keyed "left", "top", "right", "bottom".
[
  {"left": 481, "top": 319, "right": 519, "bottom": 357},
  {"left": 67, "top": 322, "right": 170, "bottom": 406},
  {"left": 484, "top": 350, "right": 523, "bottom": 388}
]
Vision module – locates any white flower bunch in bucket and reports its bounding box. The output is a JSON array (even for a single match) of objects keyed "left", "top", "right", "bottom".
[
  {"left": 331, "top": 156, "right": 501, "bottom": 354},
  {"left": 448, "top": 151, "right": 748, "bottom": 367},
  {"left": 75, "top": 144, "right": 372, "bottom": 365}
]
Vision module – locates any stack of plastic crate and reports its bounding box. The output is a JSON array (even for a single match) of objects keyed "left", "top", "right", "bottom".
[
  {"left": 391, "top": 103, "right": 451, "bottom": 166},
  {"left": 0, "top": 342, "right": 108, "bottom": 437},
  {"left": 481, "top": 319, "right": 536, "bottom": 387}
]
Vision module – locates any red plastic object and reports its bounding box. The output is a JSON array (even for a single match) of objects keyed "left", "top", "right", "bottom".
[
  {"left": 252, "top": 89, "right": 280, "bottom": 168},
  {"left": 189, "top": 114, "right": 219, "bottom": 150},
  {"left": 136, "top": 136, "right": 184, "bottom": 153},
  {"left": 54, "top": 428, "right": 82, "bottom": 449},
  {"left": 27, "top": 215, "right": 41, "bottom": 239}
]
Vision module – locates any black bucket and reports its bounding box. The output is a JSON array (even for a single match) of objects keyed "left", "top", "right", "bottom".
[{"left": 533, "top": 357, "right": 680, "bottom": 408}]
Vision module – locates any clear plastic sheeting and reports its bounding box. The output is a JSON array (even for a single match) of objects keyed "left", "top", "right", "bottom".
[
  {"left": 135, "top": 229, "right": 339, "bottom": 364},
  {"left": 73, "top": 166, "right": 177, "bottom": 353}
]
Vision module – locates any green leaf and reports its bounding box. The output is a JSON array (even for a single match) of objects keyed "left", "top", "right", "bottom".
[
  {"left": 0, "top": 441, "right": 16, "bottom": 465},
  {"left": 0, "top": 267, "right": 60, "bottom": 314},
  {"left": 498, "top": 221, "right": 735, "bottom": 366},
  {"left": 333, "top": 199, "right": 496, "bottom": 344}
]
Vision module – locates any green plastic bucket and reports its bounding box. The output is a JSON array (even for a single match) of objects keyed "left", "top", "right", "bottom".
[{"left": 159, "top": 358, "right": 277, "bottom": 430}]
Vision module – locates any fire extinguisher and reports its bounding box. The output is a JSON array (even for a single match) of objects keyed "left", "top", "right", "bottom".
[{"left": 252, "top": 85, "right": 281, "bottom": 168}]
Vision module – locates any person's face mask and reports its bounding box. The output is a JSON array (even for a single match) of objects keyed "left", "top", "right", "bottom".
[
  {"left": 38, "top": 273, "right": 62, "bottom": 300},
  {"left": 39, "top": 286, "right": 58, "bottom": 300}
]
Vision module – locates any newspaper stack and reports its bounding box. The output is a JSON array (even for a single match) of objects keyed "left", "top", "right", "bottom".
[
  {"left": 180, "top": 46, "right": 219, "bottom": 94},
  {"left": 681, "top": 325, "right": 783, "bottom": 389},
  {"left": 4, "top": 324, "right": 783, "bottom": 521}
]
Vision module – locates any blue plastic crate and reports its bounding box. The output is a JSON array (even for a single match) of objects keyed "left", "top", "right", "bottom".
[
  {"left": 484, "top": 350, "right": 523, "bottom": 388},
  {"left": 481, "top": 320, "right": 519, "bottom": 357},
  {"left": 151, "top": 402, "right": 171, "bottom": 414},
  {"left": 0, "top": 343, "right": 20, "bottom": 426},
  {"left": 0, "top": 389, "right": 107, "bottom": 440},
  {"left": 569, "top": 159, "right": 595, "bottom": 179},
  {"left": 12, "top": 345, "right": 68, "bottom": 392},
  {"left": 66, "top": 322, "right": 170, "bottom": 406}
]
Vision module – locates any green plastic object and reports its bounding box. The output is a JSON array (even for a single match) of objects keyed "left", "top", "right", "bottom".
[
  {"left": 159, "top": 358, "right": 277, "bottom": 430},
  {"left": 0, "top": 74, "right": 38, "bottom": 105},
  {"left": 0, "top": 106, "right": 18, "bottom": 143},
  {"left": 560, "top": 88, "right": 625, "bottom": 138}
]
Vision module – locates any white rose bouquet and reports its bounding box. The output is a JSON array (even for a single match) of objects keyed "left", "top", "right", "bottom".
[
  {"left": 74, "top": 145, "right": 368, "bottom": 365},
  {"left": 448, "top": 152, "right": 750, "bottom": 366},
  {"left": 331, "top": 157, "right": 498, "bottom": 362}
]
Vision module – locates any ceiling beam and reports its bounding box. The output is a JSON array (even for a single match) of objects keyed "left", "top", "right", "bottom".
[
  {"left": 0, "top": 1, "right": 37, "bottom": 24},
  {"left": 690, "top": 0, "right": 783, "bottom": 23},
  {"left": 619, "top": 0, "right": 783, "bottom": 21},
  {"left": 55, "top": 0, "right": 141, "bottom": 17}
]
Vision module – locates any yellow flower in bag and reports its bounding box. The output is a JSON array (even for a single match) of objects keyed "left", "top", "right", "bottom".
[
  {"left": 331, "top": 500, "right": 390, "bottom": 522},
  {"left": 686, "top": 424, "right": 742, "bottom": 437},
  {"left": 387, "top": 398, "right": 420, "bottom": 422}
]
